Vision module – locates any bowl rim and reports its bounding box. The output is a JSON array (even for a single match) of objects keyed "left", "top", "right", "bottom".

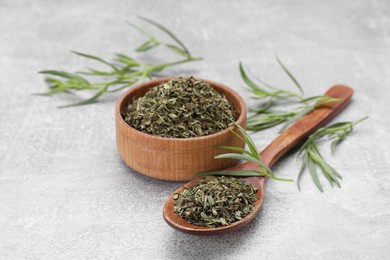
[{"left": 115, "top": 77, "right": 247, "bottom": 142}]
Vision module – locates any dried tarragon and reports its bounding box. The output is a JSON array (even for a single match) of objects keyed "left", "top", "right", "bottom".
[
  {"left": 123, "top": 77, "right": 236, "bottom": 138},
  {"left": 173, "top": 176, "right": 258, "bottom": 227}
]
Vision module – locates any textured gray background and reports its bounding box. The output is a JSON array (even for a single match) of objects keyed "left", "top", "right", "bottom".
[{"left": 1, "top": 0, "right": 389, "bottom": 259}]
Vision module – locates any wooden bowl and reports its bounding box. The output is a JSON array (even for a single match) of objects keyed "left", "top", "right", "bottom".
[{"left": 115, "top": 78, "right": 247, "bottom": 181}]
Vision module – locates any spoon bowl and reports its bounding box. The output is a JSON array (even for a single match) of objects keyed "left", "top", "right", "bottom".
[{"left": 163, "top": 85, "right": 354, "bottom": 235}]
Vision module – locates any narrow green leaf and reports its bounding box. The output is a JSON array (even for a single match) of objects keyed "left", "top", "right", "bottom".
[
  {"left": 71, "top": 51, "right": 120, "bottom": 73},
  {"left": 247, "top": 120, "right": 285, "bottom": 131},
  {"left": 115, "top": 54, "right": 140, "bottom": 67},
  {"left": 317, "top": 163, "right": 335, "bottom": 187},
  {"left": 36, "top": 78, "right": 69, "bottom": 96},
  {"left": 135, "top": 39, "right": 160, "bottom": 52},
  {"left": 216, "top": 146, "right": 252, "bottom": 156},
  {"left": 39, "top": 70, "right": 85, "bottom": 80},
  {"left": 323, "top": 122, "right": 352, "bottom": 130},
  {"left": 297, "top": 150, "right": 308, "bottom": 191},
  {"left": 329, "top": 165, "right": 342, "bottom": 179},
  {"left": 166, "top": 44, "right": 187, "bottom": 56},
  {"left": 215, "top": 153, "right": 260, "bottom": 164},
  {"left": 307, "top": 155, "right": 323, "bottom": 192},
  {"left": 330, "top": 139, "right": 340, "bottom": 154},
  {"left": 310, "top": 147, "right": 339, "bottom": 183},
  {"left": 317, "top": 163, "right": 340, "bottom": 187},
  {"left": 235, "top": 123, "right": 259, "bottom": 157},
  {"left": 215, "top": 153, "right": 272, "bottom": 174},
  {"left": 315, "top": 97, "right": 343, "bottom": 107},
  {"left": 106, "top": 84, "right": 133, "bottom": 93},
  {"left": 275, "top": 54, "right": 304, "bottom": 95},
  {"left": 239, "top": 62, "right": 262, "bottom": 91},
  {"left": 127, "top": 21, "right": 155, "bottom": 38},
  {"left": 279, "top": 106, "right": 314, "bottom": 133},
  {"left": 249, "top": 98, "right": 273, "bottom": 113},
  {"left": 81, "top": 69, "right": 113, "bottom": 76},
  {"left": 229, "top": 128, "right": 245, "bottom": 142},
  {"left": 59, "top": 85, "right": 109, "bottom": 108},
  {"left": 301, "top": 95, "right": 331, "bottom": 103},
  {"left": 138, "top": 16, "right": 190, "bottom": 56}
]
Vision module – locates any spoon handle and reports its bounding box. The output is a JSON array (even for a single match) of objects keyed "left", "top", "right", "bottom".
[{"left": 230, "top": 85, "right": 353, "bottom": 170}]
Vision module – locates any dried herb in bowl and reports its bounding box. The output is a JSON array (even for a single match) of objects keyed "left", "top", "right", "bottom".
[
  {"left": 122, "top": 77, "right": 236, "bottom": 138},
  {"left": 173, "top": 176, "right": 258, "bottom": 227}
]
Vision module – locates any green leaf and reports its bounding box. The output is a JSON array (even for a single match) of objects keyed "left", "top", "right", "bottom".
[
  {"left": 215, "top": 153, "right": 272, "bottom": 174},
  {"left": 318, "top": 164, "right": 335, "bottom": 187},
  {"left": 297, "top": 117, "right": 366, "bottom": 191},
  {"left": 275, "top": 54, "right": 304, "bottom": 95},
  {"left": 115, "top": 54, "right": 140, "bottom": 67},
  {"left": 228, "top": 128, "right": 245, "bottom": 142},
  {"left": 59, "top": 85, "right": 109, "bottom": 108},
  {"left": 310, "top": 146, "right": 339, "bottom": 182},
  {"left": 247, "top": 119, "right": 285, "bottom": 131},
  {"left": 235, "top": 123, "right": 259, "bottom": 157},
  {"left": 71, "top": 51, "right": 120, "bottom": 73},
  {"left": 215, "top": 153, "right": 260, "bottom": 164},
  {"left": 301, "top": 95, "right": 331, "bottom": 103},
  {"left": 315, "top": 97, "right": 343, "bottom": 107},
  {"left": 323, "top": 121, "right": 351, "bottom": 130},
  {"left": 212, "top": 124, "right": 294, "bottom": 182},
  {"left": 297, "top": 150, "right": 308, "bottom": 191},
  {"left": 279, "top": 106, "right": 314, "bottom": 133},
  {"left": 36, "top": 78, "right": 69, "bottom": 96},
  {"left": 166, "top": 44, "right": 188, "bottom": 56},
  {"left": 135, "top": 39, "right": 160, "bottom": 52},
  {"left": 138, "top": 16, "right": 190, "bottom": 57},
  {"left": 79, "top": 69, "right": 113, "bottom": 76},
  {"left": 216, "top": 146, "right": 252, "bottom": 156},
  {"left": 307, "top": 155, "right": 323, "bottom": 192},
  {"left": 317, "top": 163, "right": 340, "bottom": 187},
  {"left": 249, "top": 99, "right": 273, "bottom": 113},
  {"left": 39, "top": 70, "right": 85, "bottom": 80},
  {"left": 239, "top": 62, "right": 263, "bottom": 92}
]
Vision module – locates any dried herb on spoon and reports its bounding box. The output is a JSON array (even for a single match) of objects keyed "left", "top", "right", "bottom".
[{"left": 173, "top": 176, "right": 258, "bottom": 227}]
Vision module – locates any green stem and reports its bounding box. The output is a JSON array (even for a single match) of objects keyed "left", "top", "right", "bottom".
[
  {"left": 269, "top": 175, "right": 294, "bottom": 182},
  {"left": 151, "top": 56, "right": 203, "bottom": 71},
  {"left": 352, "top": 116, "right": 368, "bottom": 126}
]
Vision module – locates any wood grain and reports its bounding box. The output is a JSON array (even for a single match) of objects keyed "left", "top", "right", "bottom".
[
  {"left": 163, "top": 85, "right": 353, "bottom": 235},
  {"left": 115, "top": 78, "right": 247, "bottom": 181}
]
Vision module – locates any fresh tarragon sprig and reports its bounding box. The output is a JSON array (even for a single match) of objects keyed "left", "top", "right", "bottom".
[
  {"left": 37, "top": 16, "right": 202, "bottom": 107},
  {"left": 198, "top": 124, "right": 293, "bottom": 182},
  {"left": 240, "top": 56, "right": 342, "bottom": 132},
  {"left": 297, "top": 117, "right": 368, "bottom": 192},
  {"left": 246, "top": 95, "right": 343, "bottom": 132}
]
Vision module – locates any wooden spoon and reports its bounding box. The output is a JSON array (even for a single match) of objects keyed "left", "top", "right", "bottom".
[{"left": 163, "top": 85, "right": 353, "bottom": 235}]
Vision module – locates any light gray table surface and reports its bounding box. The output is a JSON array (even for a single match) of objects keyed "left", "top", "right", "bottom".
[{"left": 1, "top": 0, "right": 389, "bottom": 259}]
